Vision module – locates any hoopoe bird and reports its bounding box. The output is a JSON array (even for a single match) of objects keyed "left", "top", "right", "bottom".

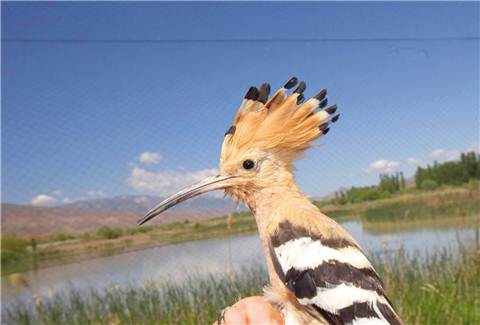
[{"left": 138, "top": 77, "right": 402, "bottom": 325}]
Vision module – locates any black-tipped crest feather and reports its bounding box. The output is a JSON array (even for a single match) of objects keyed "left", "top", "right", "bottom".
[
  {"left": 325, "top": 105, "right": 337, "bottom": 114},
  {"left": 318, "top": 98, "right": 328, "bottom": 108},
  {"left": 224, "top": 125, "right": 236, "bottom": 137},
  {"left": 314, "top": 89, "right": 327, "bottom": 101},
  {"left": 294, "top": 81, "right": 306, "bottom": 94},
  {"left": 297, "top": 93, "right": 305, "bottom": 104},
  {"left": 258, "top": 83, "right": 271, "bottom": 104},
  {"left": 319, "top": 123, "right": 328, "bottom": 131},
  {"left": 284, "top": 77, "right": 298, "bottom": 89},
  {"left": 245, "top": 86, "right": 259, "bottom": 100}
]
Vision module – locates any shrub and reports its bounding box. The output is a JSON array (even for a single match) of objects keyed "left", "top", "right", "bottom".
[
  {"left": 52, "top": 233, "right": 75, "bottom": 241},
  {"left": 125, "top": 226, "right": 151, "bottom": 235},
  {"left": 96, "top": 227, "right": 123, "bottom": 240},
  {"left": 1, "top": 236, "right": 30, "bottom": 263},
  {"left": 79, "top": 233, "right": 91, "bottom": 241},
  {"left": 421, "top": 179, "right": 438, "bottom": 191},
  {"left": 1, "top": 236, "right": 29, "bottom": 252}
]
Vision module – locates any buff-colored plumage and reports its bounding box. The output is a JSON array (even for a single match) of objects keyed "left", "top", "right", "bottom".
[{"left": 221, "top": 79, "right": 336, "bottom": 167}]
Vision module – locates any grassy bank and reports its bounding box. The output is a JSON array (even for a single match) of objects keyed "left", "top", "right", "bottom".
[
  {"left": 317, "top": 184, "right": 479, "bottom": 222},
  {"left": 1, "top": 211, "right": 257, "bottom": 275},
  {"left": 361, "top": 186, "right": 479, "bottom": 222},
  {"left": 2, "top": 185, "right": 479, "bottom": 275},
  {"left": 4, "top": 246, "right": 479, "bottom": 325}
]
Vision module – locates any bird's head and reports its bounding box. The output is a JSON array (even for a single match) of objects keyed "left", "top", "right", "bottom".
[{"left": 138, "top": 77, "right": 339, "bottom": 225}]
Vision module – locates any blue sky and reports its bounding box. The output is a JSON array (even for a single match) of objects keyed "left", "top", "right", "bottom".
[{"left": 2, "top": 2, "right": 479, "bottom": 206}]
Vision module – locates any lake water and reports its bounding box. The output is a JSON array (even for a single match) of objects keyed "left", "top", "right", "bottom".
[{"left": 2, "top": 219, "right": 477, "bottom": 310}]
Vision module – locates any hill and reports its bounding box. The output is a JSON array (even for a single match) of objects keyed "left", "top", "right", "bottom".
[
  {"left": 2, "top": 195, "right": 244, "bottom": 236},
  {"left": 58, "top": 194, "right": 239, "bottom": 214}
]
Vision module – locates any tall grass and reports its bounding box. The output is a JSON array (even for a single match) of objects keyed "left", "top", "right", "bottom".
[
  {"left": 375, "top": 246, "right": 479, "bottom": 324},
  {"left": 362, "top": 189, "right": 479, "bottom": 222},
  {"left": 4, "top": 266, "right": 267, "bottom": 325},
  {"left": 4, "top": 247, "right": 479, "bottom": 325}
]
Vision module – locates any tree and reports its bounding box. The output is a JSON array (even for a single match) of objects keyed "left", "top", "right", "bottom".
[{"left": 414, "top": 151, "right": 480, "bottom": 188}]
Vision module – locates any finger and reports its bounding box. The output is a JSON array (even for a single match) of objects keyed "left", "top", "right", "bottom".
[
  {"left": 224, "top": 304, "right": 248, "bottom": 325},
  {"left": 244, "top": 297, "right": 284, "bottom": 325}
]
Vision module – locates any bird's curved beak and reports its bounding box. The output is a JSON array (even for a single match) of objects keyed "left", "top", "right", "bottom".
[{"left": 137, "top": 175, "right": 237, "bottom": 225}]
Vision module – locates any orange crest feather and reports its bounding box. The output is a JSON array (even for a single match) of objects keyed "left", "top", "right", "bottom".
[{"left": 221, "top": 77, "right": 339, "bottom": 164}]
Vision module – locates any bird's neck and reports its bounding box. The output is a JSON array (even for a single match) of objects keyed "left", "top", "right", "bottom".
[
  {"left": 245, "top": 173, "right": 310, "bottom": 288},
  {"left": 244, "top": 167, "right": 305, "bottom": 212},
  {"left": 250, "top": 182, "right": 304, "bottom": 232}
]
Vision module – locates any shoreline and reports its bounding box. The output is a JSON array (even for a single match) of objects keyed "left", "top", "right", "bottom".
[{"left": 2, "top": 222, "right": 259, "bottom": 276}]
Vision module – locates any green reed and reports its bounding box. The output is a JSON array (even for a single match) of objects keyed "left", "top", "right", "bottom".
[{"left": 4, "top": 245, "right": 479, "bottom": 325}]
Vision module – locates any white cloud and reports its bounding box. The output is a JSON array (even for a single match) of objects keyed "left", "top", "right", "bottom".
[
  {"left": 134, "top": 196, "right": 149, "bottom": 204},
  {"left": 365, "top": 160, "right": 401, "bottom": 173},
  {"left": 138, "top": 152, "right": 162, "bottom": 165},
  {"left": 404, "top": 146, "right": 476, "bottom": 169},
  {"left": 365, "top": 146, "right": 476, "bottom": 176},
  {"left": 87, "top": 190, "right": 106, "bottom": 198},
  {"left": 31, "top": 194, "right": 57, "bottom": 206},
  {"left": 406, "top": 157, "right": 423, "bottom": 166},
  {"left": 128, "top": 167, "right": 219, "bottom": 196},
  {"left": 429, "top": 149, "right": 460, "bottom": 162}
]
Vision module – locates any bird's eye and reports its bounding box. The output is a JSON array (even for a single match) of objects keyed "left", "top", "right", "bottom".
[{"left": 242, "top": 159, "right": 255, "bottom": 170}]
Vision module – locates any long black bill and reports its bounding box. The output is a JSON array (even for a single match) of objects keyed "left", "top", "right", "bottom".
[{"left": 137, "top": 175, "right": 236, "bottom": 225}]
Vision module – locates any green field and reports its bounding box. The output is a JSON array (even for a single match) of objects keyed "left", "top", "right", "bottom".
[{"left": 4, "top": 246, "right": 479, "bottom": 325}]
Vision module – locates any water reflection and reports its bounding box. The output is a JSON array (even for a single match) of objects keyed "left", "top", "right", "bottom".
[{"left": 2, "top": 220, "right": 476, "bottom": 309}]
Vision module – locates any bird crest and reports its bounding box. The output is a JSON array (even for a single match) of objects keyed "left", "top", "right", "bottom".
[{"left": 221, "top": 77, "right": 339, "bottom": 166}]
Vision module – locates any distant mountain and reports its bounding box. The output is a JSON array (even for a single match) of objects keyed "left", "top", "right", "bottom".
[
  {"left": 2, "top": 195, "right": 245, "bottom": 236},
  {"left": 2, "top": 203, "right": 139, "bottom": 236},
  {"left": 58, "top": 194, "right": 242, "bottom": 215}
]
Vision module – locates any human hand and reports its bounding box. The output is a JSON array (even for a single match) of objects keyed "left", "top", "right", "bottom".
[{"left": 213, "top": 296, "right": 284, "bottom": 325}]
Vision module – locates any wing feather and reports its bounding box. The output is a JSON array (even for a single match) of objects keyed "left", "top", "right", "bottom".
[{"left": 268, "top": 219, "right": 402, "bottom": 325}]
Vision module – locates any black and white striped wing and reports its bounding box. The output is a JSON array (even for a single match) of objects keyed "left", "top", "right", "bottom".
[{"left": 270, "top": 221, "right": 401, "bottom": 325}]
